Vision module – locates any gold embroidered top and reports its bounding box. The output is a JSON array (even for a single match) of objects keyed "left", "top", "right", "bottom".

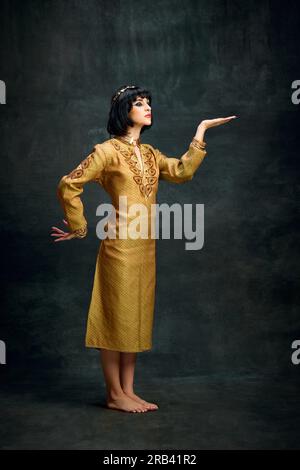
[{"left": 57, "top": 137, "right": 207, "bottom": 239}]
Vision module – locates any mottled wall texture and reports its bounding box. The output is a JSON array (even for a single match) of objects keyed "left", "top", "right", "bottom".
[{"left": 0, "top": 0, "right": 299, "bottom": 383}]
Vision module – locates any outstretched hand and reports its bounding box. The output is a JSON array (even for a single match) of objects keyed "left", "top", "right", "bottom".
[
  {"left": 51, "top": 219, "right": 76, "bottom": 242},
  {"left": 201, "top": 116, "right": 237, "bottom": 129}
]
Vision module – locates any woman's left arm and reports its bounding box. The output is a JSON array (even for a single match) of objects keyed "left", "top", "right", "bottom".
[
  {"left": 152, "top": 136, "right": 207, "bottom": 183},
  {"left": 151, "top": 116, "right": 237, "bottom": 184}
]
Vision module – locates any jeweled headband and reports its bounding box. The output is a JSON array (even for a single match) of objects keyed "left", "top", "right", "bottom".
[{"left": 112, "top": 85, "right": 137, "bottom": 102}]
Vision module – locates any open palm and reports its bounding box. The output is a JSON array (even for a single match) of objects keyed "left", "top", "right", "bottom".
[{"left": 202, "top": 116, "right": 237, "bottom": 129}]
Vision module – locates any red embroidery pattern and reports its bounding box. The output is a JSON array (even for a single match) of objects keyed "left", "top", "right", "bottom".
[
  {"left": 111, "top": 140, "right": 158, "bottom": 198},
  {"left": 67, "top": 154, "right": 95, "bottom": 179}
]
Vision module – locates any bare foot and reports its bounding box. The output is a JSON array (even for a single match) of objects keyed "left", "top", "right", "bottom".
[
  {"left": 123, "top": 390, "right": 159, "bottom": 411},
  {"left": 106, "top": 393, "right": 149, "bottom": 413}
]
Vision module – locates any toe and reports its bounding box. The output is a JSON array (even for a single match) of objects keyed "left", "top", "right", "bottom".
[{"left": 145, "top": 402, "right": 158, "bottom": 410}]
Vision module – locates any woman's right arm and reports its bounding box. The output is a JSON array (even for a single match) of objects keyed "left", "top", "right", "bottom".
[{"left": 54, "top": 144, "right": 107, "bottom": 241}]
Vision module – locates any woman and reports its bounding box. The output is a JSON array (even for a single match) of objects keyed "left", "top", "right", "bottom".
[{"left": 52, "top": 85, "right": 236, "bottom": 413}]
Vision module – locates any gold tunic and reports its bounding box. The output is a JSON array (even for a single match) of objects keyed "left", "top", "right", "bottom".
[{"left": 57, "top": 136, "right": 207, "bottom": 352}]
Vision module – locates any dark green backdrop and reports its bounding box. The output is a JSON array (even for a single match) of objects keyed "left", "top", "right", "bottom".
[{"left": 1, "top": 0, "right": 299, "bottom": 387}]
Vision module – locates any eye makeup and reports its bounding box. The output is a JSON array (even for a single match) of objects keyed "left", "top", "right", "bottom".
[{"left": 134, "top": 97, "right": 150, "bottom": 105}]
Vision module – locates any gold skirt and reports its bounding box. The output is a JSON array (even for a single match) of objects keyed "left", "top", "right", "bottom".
[{"left": 85, "top": 236, "right": 156, "bottom": 352}]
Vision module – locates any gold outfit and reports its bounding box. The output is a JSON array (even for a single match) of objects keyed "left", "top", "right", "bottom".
[{"left": 57, "top": 136, "right": 207, "bottom": 352}]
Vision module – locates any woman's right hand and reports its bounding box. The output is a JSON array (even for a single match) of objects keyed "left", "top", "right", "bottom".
[{"left": 51, "top": 219, "right": 76, "bottom": 242}]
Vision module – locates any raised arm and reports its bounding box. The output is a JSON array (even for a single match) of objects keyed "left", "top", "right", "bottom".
[
  {"left": 152, "top": 136, "right": 207, "bottom": 183},
  {"left": 151, "top": 116, "right": 237, "bottom": 183},
  {"left": 56, "top": 144, "right": 107, "bottom": 239}
]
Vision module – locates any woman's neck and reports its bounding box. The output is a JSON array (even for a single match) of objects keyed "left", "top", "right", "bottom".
[{"left": 118, "top": 134, "right": 141, "bottom": 146}]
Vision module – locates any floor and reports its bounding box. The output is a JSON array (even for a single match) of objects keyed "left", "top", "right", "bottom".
[{"left": 0, "top": 373, "right": 299, "bottom": 449}]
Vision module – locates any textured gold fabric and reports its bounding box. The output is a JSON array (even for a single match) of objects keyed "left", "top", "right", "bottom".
[{"left": 57, "top": 137, "right": 207, "bottom": 352}]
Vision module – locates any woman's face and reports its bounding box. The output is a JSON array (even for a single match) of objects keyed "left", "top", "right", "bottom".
[{"left": 128, "top": 96, "right": 152, "bottom": 127}]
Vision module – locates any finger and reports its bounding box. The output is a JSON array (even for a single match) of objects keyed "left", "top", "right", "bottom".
[
  {"left": 54, "top": 236, "right": 68, "bottom": 242},
  {"left": 218, "top": 116, "right": 237, "bottom": 124},
  {"left": 51, "top": 228, "right": 65, "bottom": 234},
  {"left": 63, "top": 219, "right": 69, "bottom": 225},
  {"left": 54, "top": 233, "right": 75, "bottom": 242},
  {"left": 51, "top": 233, "right": 67, "bottom": 237}
]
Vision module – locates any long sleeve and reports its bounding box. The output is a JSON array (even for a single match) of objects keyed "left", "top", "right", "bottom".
[
  {"left": 57, "top": 144, "right": 107, "bottom": 238},
  {"left": 151, "top": 137, "right": 207, "bottom": 183}
]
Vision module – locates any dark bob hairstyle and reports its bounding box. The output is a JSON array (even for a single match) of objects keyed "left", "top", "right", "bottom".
[{"left": 107, "top": 85, "right": 153, "bottom": 139}]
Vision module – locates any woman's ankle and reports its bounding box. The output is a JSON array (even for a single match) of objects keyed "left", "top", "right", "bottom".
[
  {"left": 107, "top": 388, "right": 125, "bottom": 400},
  {"left": 122, "top": 387, "right": 134, "bottom": 394}
]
